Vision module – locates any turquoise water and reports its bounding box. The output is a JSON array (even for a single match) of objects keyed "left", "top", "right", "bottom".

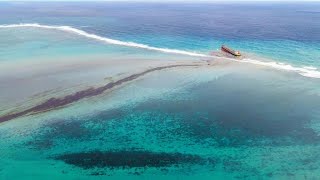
[
  {"left": 0, "top": 2, "right": 320, "bottom": 179},
  {"left": 0, "top": 28, "right": 191, "bottom": 63},
  {"left": 0, "top": 2, "right": 319, "bottom": 67},
  {"left": 1, "top": 65, "right": 320, "bottom": 179}
]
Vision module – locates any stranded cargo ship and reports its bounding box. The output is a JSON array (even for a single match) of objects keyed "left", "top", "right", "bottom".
[{"left": 221, "top": 45, "right": 241, "bottom": 57}]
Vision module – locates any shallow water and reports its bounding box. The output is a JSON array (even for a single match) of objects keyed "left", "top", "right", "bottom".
[
  {"left": 0, "top": 2, "right": 320, "bottom": 179},
  {"left": 1, "top": 64, "right": 320, "bottom": 179},
  {"left": 1, "top": 2, "right": 319, "bottom": 66}
]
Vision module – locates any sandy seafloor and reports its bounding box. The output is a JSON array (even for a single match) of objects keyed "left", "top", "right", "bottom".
[{"left": 1, "top": 50, "right": 320, "bottom": 179}]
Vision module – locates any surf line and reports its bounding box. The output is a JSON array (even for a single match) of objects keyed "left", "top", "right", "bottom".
[
  {"left": 0, "top": 64, "right": 201, "bottom": 123},
  {"left": 0, "top": 23, "right": 208, "bottom": 57},
  {"left": 1, "top": 23, "right": 319, "bottom": 79}
]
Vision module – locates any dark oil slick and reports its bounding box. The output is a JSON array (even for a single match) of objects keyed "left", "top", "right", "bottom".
[{"left": 0, "top": 64, "right": 200, "bottom": 123}]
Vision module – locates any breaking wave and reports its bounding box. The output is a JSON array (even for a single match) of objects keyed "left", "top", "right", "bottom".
[
  {"left": 0, "top": 23, "right": 207, "bottom": 57},
  {"left": 238, "top": 58, "right": 320, "bottom": 78},
  {"left": 0, "top": 23, "right": 319, "bottom": 79}
]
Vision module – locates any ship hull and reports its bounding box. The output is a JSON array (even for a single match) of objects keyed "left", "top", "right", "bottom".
[{"left": 221, "top": 46, "right": 241, "bottom": 57}]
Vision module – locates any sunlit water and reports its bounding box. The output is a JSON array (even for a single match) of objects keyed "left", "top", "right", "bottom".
[{"left": 0, "top": 2, "right": 320, "bottom": 179}]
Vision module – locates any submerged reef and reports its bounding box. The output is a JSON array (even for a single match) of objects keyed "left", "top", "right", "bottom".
[{"left": 54, "top": 150, "right": 207, "bottom": 169}]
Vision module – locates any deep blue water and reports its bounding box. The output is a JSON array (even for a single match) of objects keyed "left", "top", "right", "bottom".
[
  {"left": 1, "top": 2, "right": 320, "bottom": 41},
  {"left": 1, "top": 2, "right": 320, "bottom": 66},
  {"left": 1, "top": 2, "right": 320, "bottom": 179}
]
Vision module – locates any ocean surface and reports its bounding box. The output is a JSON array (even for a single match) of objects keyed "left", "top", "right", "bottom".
[{"left": 0, "top": 2, "right": 320, "bottom": 179}]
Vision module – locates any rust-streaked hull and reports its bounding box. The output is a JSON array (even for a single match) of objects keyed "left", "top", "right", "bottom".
[{"left": 221, "top": 45, "right": 241, "bottom": 57}]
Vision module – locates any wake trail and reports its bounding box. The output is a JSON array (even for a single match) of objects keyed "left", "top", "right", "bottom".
[{"left": 0, "top": 23, "right": 319, "bottom": 79}]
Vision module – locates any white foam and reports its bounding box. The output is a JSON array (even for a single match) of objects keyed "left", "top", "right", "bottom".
[
  {"left": 0, "top": 23, "right": 208, "bottom": 57},
  {"left": 239, "top": 58, "right": 320, "bottom": 78},
  {"left": 1, "top": 23, "right": 320, "bottom": 79},
  {"left": 303, "top": 66, "right": 318, "bottom": 70}
]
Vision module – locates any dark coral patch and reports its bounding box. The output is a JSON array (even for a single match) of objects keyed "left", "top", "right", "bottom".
[
  {"left": 54, "top": 150, "right": 205, "bottom": 169},
  {"left": 26, "top": 120, "right": 92, "bottom": 150}
]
